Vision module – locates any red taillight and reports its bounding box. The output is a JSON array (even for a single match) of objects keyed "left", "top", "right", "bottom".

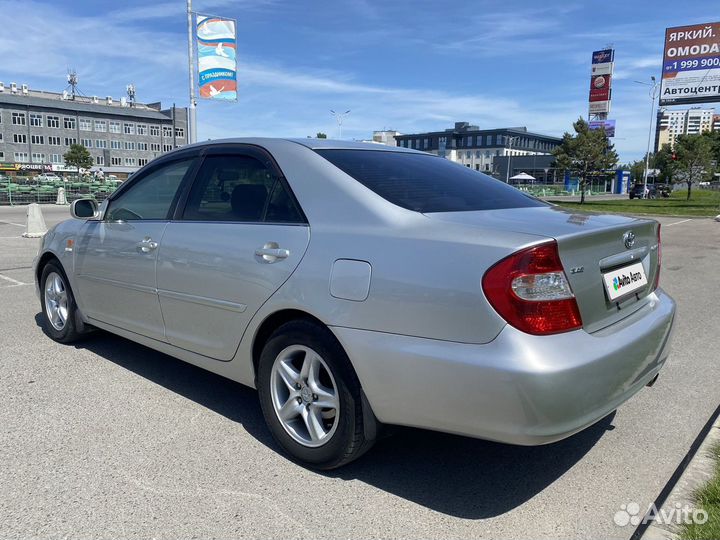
[
  {"left": 653, "top": 223, "right": 661, "bottom": 290},
  {"left": 482, "top": 241, "right": 583, "bottom": 335}
]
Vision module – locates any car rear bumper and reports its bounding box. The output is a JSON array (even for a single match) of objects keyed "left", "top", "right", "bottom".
[{"left": 332, "top": 289, "right": 675, "bottom": 445}]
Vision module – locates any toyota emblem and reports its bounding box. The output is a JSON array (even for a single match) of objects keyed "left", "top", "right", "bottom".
[{"left": 623, "top": 231, "right": 636, "bottom": 249}]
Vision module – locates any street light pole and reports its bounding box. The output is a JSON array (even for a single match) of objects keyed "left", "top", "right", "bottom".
[
  {"left": 635, "top": 77, "right": 659, "bottom": 198},
  {"left": 330, "top": 109, "right": 350, "bottom": 139},
  {"left": 505, "top": 136, "right": 519, "bottom": 183}
]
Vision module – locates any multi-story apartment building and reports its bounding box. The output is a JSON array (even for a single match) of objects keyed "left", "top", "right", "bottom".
[
  {"left": 655, "top": 107, "right": 716, "bottom": 151},
  {"left": 0, "top": 83, "right": 188, "bottom": 178},
  {"left": 394, "top": 122, "right": 561, "bottom": 175}
]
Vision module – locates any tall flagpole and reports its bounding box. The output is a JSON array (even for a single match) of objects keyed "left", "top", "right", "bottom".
[{"left": 186, "top": 0, "right": 197, "bottom": 143}]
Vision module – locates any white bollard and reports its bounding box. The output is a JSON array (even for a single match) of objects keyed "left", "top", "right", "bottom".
[
  {"left": 56, "top": 187, "right": 67, "bottom": 205},
  {"left": 22, "top": 203, "right": 47, "bottom": 238}
]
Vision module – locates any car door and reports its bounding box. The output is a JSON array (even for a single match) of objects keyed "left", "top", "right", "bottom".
[
  {"left": 156, "top": 147, "right": 310, "bottom": 361},
  {"left": 74, "top": 157, "right": 197, "bottom": 341}
]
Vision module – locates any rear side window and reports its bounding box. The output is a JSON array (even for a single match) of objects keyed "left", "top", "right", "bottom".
[
  {"left": 316, "top": 149, "right": 546, "bottom": 213},
  {"left": 182, "top": 154, "right": 304, "bottom": 223}
]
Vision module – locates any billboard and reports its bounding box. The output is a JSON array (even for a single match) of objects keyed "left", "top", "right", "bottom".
[
  {"left": 589, "top": 101, "right": 610, "bottom": 114},
  {"left": 660, "top": 22, "right": 720, "bottom": 106},
  {"left": 589, "top": 49, "right": 614, "bottom": 117},
  {"left": 196, "top": 15, "right": 237, "bottom": 101},
  {"left": 589, "top": 74, "right": 612, "bottom": 101},
  {"left": 589, "top": 119, "right": 616, "bottom": 137},
  {"left": 592, "top": 49, "right": 614, "bottom": 64}
]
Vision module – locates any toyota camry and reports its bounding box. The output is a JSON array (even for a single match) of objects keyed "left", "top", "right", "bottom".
[{"left": 34, "top": 138, "right": 675, "bottom": 469}]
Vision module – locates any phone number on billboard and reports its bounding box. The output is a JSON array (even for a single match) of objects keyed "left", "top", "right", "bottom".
[{"left": 666, "top": 57, "right": 720, "bottom": 71}]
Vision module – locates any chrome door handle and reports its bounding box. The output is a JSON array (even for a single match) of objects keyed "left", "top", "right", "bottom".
[
  {"left": 255, "top": 245, "right": 289, "bottom": 263},
  {"left": 136, "top": 237, "right": 158, "bottom": 253}
]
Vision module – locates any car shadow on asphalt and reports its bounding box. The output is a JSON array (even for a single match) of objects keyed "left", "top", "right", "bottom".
[{"left": 37, "top": 315, "right": 615, "bottom": 520}]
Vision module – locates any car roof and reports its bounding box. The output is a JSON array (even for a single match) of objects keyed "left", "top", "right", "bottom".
[{"left": 174, "top": 137, "right": 423, "bottom": 154}]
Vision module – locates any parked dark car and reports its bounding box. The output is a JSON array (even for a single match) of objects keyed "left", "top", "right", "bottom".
[{"left": 629, "top": 183, "right": 671, "bottom": 200}]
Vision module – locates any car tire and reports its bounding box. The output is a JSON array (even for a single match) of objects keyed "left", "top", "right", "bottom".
[
  {"left": 257, "top": 319, "right": 375, "bottom": 469},
  {"left": 39, "top": 260, "right": 86, "bottom": 344}
]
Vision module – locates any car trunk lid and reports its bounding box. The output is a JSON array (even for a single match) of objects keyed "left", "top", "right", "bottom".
[{"left": 426, "top": 206, "right": 661, "bottom": 333}]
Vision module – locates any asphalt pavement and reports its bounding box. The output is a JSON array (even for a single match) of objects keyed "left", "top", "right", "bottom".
[{"left": 1, "top": 205, "right": 719, "bottom": 539}]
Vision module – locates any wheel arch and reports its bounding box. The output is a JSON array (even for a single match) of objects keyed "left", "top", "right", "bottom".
[
  {"left": 251, "top": 309, "right": 330, "bottom": 380},
  {"left": 36, "top": 251, "right": 62, "bottom": 284}
]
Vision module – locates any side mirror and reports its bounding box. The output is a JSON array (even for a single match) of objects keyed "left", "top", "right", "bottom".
[{"left": 70, "top": 198, "right": 98, "bottom": 219}]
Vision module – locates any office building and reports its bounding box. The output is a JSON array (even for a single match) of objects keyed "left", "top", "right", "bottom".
[
  {"left": 0, "top": 82, "right": 188, "bottom": 177},
  {"left": 394, "top": 122, "right": 561, "bottom": 175}
]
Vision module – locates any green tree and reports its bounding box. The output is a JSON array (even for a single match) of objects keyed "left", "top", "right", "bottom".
[
  {"left": 628, "top": 159, "right": 646, "bottom": 183},
  {"left": 552, "top": 118, "right": 619, "bottom": 203},
  {"left": 63, "top": 144, "right": 93, "bottom": 173},
  {"left": 673, "top": 134, "right": 714, "bottom": 200},
  {"left": 316, "top": 132, "right": 327, "bottom": 139},
  {"left": 653, "top": 143, "right": 678, "bottom": 185}
]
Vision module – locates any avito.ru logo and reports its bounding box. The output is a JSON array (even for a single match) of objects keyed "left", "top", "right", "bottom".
[{"left": 613, "top": 270, "right": 643, "bottom": 291}]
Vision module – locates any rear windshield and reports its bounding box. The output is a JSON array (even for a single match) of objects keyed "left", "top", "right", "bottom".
[{"left": 316, "top": 149, "right": 546, "bottom": 213}]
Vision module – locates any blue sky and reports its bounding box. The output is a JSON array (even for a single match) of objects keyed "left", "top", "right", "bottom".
[{"left": 1, "top": 0, "right": 717, "bottom": 162}]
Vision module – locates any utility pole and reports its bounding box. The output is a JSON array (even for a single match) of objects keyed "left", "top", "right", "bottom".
[{"left": 187, "top": 0, "right": 197, "bottom": 143}]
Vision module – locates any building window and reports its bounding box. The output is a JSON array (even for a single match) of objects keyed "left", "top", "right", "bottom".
[
  {"left": 64, "top": 137, "right": 77, "bottom": 146},
  {"left": 110, "top": 140, "right": 121, "bottom": 150},
  {"left": 0, "top": 133, "right": 2, "bottom": 142},
  {"left": 175, "top": 127, "right": 184, "bottom": 138},
  {"left": 475, "top": 150, "right": 481, "bottom": 158},
  {"left": 137, "top": 142, "right": 148, "bottom": 151},
  {"left": 163, "top": 144, "right": 173, "bottom": 152},
  {"left": 466, "top": 151, "right": 471, "bottom": 158},
  {"left": 30, "top": 113, "right": 43, "bottom": 127},
  {"left": 50, "top": 154, "right": 62, "bottom": 164},
  {"left": 138, "top": 158, "right": 148, "bottom": 166},
  {"left": 124, "top": 157, "right": 136, "bottom": 166},
  {"left": 95, "top": 139, "right": 107, "bottom": 149},
  {"left": 47, "top": 115, "right": 60, "bottom": 128},
  {"left": 150, "top": 143, "right": 161, "bottom": 152},
  {"left": 0, "top": 152, "right": 4, "bottom": 160},
  {"left": 124, "top": 141, "right": 136, "bottom": 150},
  {"left": 31, "top": 135, "right": 44, "bottom": 145},
  {"left": 95, "top": 120, "right": 107, "bottom": 132},
  {"left": 123, "top": 123, "right": 135, "bottom": 135},
  {"left": 79, "top": 118, "right": 92, "bottom": 131},
  {"left": 64, "top": 117, "right": 76, "bottom": 129},
  {"left": 48, "top": 136, "right": 61, "bottom": 146},
  {"left": 111, "top": 156, "right": 122, "bottom": 166},
  {"left": 136, "top": 124, "right": 147, "bottom": 135},
  {"left": 109, "top": 121, "right": 121, "bottom": 134},
  {"left": 31, "top": 153, "right": 45, "bottom": 163},
  {"left": 95, "top": 155, "right": 105, "bottom": 166},
  {"left": 162, "top": 126, "right": 172, "bottom": 137},
  {"left": 14, "top": 152, "right": 29, "bottom": 162},
  {"left": 81, "top": 138, "right": 92, "bottom": 148},
  {"left": 12, "top": 112, "right": 26, "bottom": 125},
  {"left": 13, "top": 133, "right": 27, "bottom": 144},
  {"left": 150, "top": 125, "right": 160, "bottom": 137}
]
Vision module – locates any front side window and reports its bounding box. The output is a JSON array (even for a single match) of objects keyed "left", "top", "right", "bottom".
[
  {"left": 106, "top": 158, "right": 193, "bottom": 221},
  {"left": 316, "top": 150, "right": 546, "bottom": 213},
  {"left": 182, "top": 154, "right": 304, "bottom": 223}
]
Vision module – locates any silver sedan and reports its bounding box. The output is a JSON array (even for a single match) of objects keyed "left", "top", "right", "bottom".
[{"left": 34, "top": 138, "right": 675, "bottom": 469}]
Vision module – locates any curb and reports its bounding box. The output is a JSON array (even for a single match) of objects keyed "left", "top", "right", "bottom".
[{"left": 638, "top": 412, "right": 720, "bottom": 539}]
